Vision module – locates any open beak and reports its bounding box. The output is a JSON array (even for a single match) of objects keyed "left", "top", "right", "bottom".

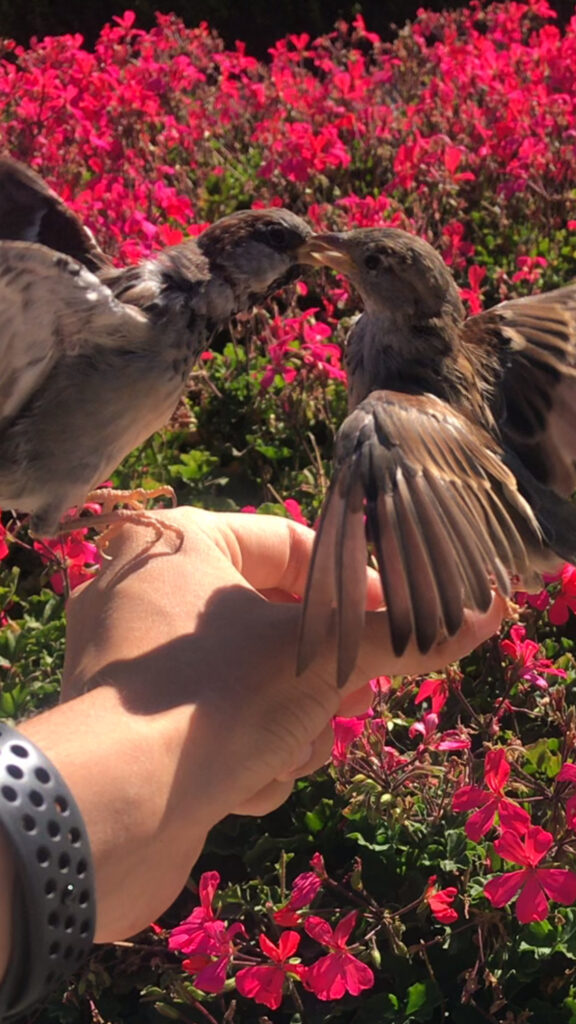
[{"left": 297, "top": 233, "right": 356, "bottom": 274}]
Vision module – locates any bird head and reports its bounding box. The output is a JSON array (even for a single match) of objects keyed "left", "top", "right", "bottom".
[
  {"left": 196, "top": 208, "right": 314, "bottom": 315},
  {"left": 304, "top": 228, "right": 464, "bottom": 323}
]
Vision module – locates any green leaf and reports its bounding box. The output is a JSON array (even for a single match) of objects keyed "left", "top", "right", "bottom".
[{"left": 405, "top": 979, "right": 442, "bottom": 1018}]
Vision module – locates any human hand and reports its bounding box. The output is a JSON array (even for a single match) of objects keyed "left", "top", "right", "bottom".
[
  {"left": 22, "top": 507, "right": 504, "bottom": 942},
  {"left": 61, "top": 506, "right": 505, "bottom": 800}
]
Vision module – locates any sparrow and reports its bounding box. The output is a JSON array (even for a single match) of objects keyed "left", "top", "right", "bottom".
[
  {"left": 298, "top": 227, "right": 576, "bottom": 687},
  {"left": 0, "top": 157, "right": 313, "bottom": 536}
]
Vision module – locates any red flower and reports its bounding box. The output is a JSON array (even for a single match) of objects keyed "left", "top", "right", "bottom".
[
  {"left": 409, "top": 712, "right": 471, "bottom": 751},
  {"left": 484, "top": 825, "right": 576, "bottom": 923},
  {"left": 331, "top": 711, "right": 373, "bottom": 764},
  {"left": 415, "top": 676, "right": 449, "bottom": 714},
  {"left": 283, "top": 498, "right": 308, "bottom": 526},
  {"left": 34, "top": 531, "right": 100, "bottom": 595},
  {"left": 236, "top": 931, "right": 305, "bottom": 1009},
  {"left": 557, "top": 763, "right": 576, "bottom": 785},
  {"left": 303, "top": 911, "right": 374, "bottom": 1000},
  {"left": 273, "top": 868, "right": 322, "bottom": 926},
  {"left": 182, "top": 919, "right": 247, "bottom": 993},
  {"left": 168, "top": 871, "right": 220, "bottom": 953},
  {"left": 500, "top": 624, "right": 566, "bottom": 688},
  {"left": 370, "top": 676, "right": 392, "bottom": 694},
  {"left": 425, "top": 876, "right": 458, "bottom": 924},
  {"left": 548, "top": 564, "right": 576, "bottom": 625},
  {"left": 0, "top": 518, "right": 8, "bottom": 561},
  {"left": 452, "top": 748, "right": 530, "bottom": 841}
]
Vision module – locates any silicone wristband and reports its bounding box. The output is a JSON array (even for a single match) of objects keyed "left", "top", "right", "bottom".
[{"left": 0, "top": 722, "right": 95, "bottom": 1019}]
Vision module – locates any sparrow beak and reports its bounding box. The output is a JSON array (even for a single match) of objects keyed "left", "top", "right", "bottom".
[{"left": 298, "top": 233, "right": 356, "bottom": 274}]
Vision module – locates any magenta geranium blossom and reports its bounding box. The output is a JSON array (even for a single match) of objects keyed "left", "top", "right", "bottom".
[
  {"left": 303, "top": 911, "right": 374, "bottom": 1000},
  {"left": 236, "top": 932, "right": 305, "bottom": 1009},
  {"left": 484, "top": 825, "right": 576, "bottom": 923},
  {"left": 500, "top": 624, "right": 566, "bottom": 688},
  {"left": 452, "top": 748, "right": 530, "bottom": 841},
  {"left": 425, "top": 876, "right": 459, "bottom": 923}
]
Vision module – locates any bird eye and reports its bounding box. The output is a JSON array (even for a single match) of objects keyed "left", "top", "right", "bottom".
[
  {"left": 265, "top": 224, "right": 290, "bottom": 249},
  {"left": 364, "top": 253, "right": 381, "bottom": 272}
]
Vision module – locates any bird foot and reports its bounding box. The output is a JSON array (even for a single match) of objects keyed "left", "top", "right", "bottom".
[
  {"left": 58, "top": 487, "right": 182, "bottom": 555},
  {"left": 84, "top": 485, "right": 177, "bottom": 515}
]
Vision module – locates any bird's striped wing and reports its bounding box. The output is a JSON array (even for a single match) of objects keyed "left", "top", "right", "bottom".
[
  {"left": 298, "top": 390, "right": 541, "bottom": 688},
  {"left": 0, "top": 156, "right": 110, "bottom": 272},
  {"left": 0, "top": 241, "right": 148, "bottom": 425},
  {"left": 464, "top": 284, "right": 576, "bottom": 496}
]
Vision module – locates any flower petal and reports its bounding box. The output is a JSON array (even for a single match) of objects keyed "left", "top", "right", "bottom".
[
  {"left": 484, "top": 869, "right": 526, "bottom": 907},
  {"left": 515, "top": 872, "right": 549, "bottom": 923},
  {"left": 540, "top": 868, "right": 576, "bottom": 907}
]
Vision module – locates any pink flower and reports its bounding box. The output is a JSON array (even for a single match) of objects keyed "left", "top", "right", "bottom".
[
  {"left": 452, "top": 748, "right": 530, "bottom": 841},
  {"left": 168, "top": 871, "right": 220, "bottom": 953},
  {"left": 34, "top": 532, "right": 100, "bottom": 595},
  {"left": 500, "top": 624, "right": 566, "bottom": 688},
  {"left": 0, "top": 521, "right": 8, "bottom": 561},
  {"left": 558, "top": 763, "right": 576, "bottom": 785},
  {"left": 304, "top": 911, "right": 374, "bottom": 1000},
  {"left": 415, "top": 676, "right": 449, "bottom": 714},
  {"left": 331, "top": 710, "right": 373, "bottom": 764},
  {"left": 425, "top": 876, "right": 458, "bottom": 924},
  {"left": 273, "top": 868, "right": 322, "bottom": 926},
  {"left": 514, "top": 585, "right": 550, "bottom": 612},
  {"left": 370, "top": 676, "right": 392, "bottom": 694},
  {"left": 484, "top": 826, "right": 576, "bottom": 923},
  {"left": 182, "top": 919, "right": 247, "bottom": 992},
  {"left": 409, "top": 712, "right": 471, "bottom": 751},
  {"left": 548, "top": 564, "right": 576, "bottom": 625},
  {"left": 236, "top": 931, "right": 304, "bottom": 1009},
  {"left": 284, "top": 498, "right": 308, "bottom": 526}
]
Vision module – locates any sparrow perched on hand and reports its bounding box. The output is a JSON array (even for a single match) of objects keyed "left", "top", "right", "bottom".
[
  {"left": 298, "top": 228, "right": 576, "bottom": 686},
  {"left": 0, "top": 157, "right": 312, "bottom": 536}
]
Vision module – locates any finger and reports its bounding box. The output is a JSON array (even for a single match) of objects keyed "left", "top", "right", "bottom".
[
  {"left": 233, "top": 778, "right": 295, "bottom": 816},
  {"left": 337, "top": 682, "right": 374, "bottom": 718},
  {"left": 205, "top": 512, "right": 317, "bottom": 596},
  {"left": 351, "top": 590, "right": 507, "bottom": 685}
]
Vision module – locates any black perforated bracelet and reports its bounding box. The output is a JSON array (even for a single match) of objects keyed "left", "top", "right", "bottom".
[{"left": 0, "top": 722, "right": 96, "bottom": 1020}]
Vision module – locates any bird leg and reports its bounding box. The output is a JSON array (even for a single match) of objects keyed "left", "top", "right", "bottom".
[
  {"left": 84, "top": 485, "right": 177, "bottom": 514},
  {"left": 58, "top": 486, "right": 182, "bottom": 553}
]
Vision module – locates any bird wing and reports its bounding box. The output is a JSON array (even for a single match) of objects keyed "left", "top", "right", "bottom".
[
  {"left": 298, "top": 390, "right": 541, "bottom": 688},
  {"left": 0, "top": 156, "right": 110, "bottom": 272},
  {"left": 0, "top": 240, "right": 148, "bottom": 425},
  {"left": 463, "top": 284, "right": 576, "bottom": 495}
]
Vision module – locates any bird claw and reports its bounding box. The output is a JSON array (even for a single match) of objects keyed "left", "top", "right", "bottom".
[
  {"left": 58, "top": 487, "right": 183, "bottom": 555},
  {"left": 84, "top": 485, "right": 177, "bottom": 515}
]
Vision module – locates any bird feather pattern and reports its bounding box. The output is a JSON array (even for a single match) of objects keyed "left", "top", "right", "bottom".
[
  {"left": 298, "top": 228, "right": 576, "bottom": 685},
  {"left": 0, "top": 157, "right": 313, "bottom": 535},
  {"left": 0, "top": 241, "right": 148, "bottom": 426}
]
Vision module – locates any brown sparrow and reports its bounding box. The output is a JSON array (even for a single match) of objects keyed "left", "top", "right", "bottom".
[
  {"left": 0, "top": 158, "right": 312, "bottom": 536},
  {"left": 298, "top": 228, "right": 576, "bottom": 686}
]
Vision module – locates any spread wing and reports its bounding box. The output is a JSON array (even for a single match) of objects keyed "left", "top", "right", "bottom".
[
  {"left": 0, "top": 156, "right": 110, "bottom": 272},
  {"left": 298, "top": 391, "right": 541, "bottom": 688},
  {"left": 464, "top": 285, "right": 576, "bottom": 495},
  {"left": 0, "top": 240, "right": 148, "bottom": 425}
]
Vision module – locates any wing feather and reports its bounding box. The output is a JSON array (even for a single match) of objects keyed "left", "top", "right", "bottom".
[
  {"left": 0, "top": 241, "right": 148, "bottom": 425},
  {"left": 465, "top": 286, "right": 576, "bottom": 494},
  {"left": 298, "top": 391, "right": 539, "bottom": 685},
  {"left": 0, "top": 157, "right": 109, "bottom": 271}
]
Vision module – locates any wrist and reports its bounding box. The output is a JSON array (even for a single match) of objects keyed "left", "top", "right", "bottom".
[{"left": 19, "top": 686, "right": 213, "bottom": 941}]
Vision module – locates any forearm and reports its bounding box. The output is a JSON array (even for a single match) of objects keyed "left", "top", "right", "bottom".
[{"left": 14, "top": 688, "right": 211, "bottom": 944}]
